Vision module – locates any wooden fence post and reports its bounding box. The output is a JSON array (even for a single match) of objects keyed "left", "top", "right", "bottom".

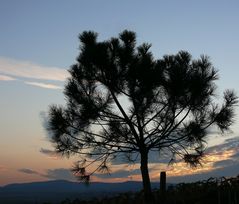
[{"left": 160, "top": 171, "right": 166, "bottom": 203}]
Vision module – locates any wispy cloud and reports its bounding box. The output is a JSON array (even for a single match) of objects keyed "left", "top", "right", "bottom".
[
  {"left": 24, "top": 81, "right": 62, "bottom": 90},
  {"left": 0, "top": 74, "right": 16, "bottom": 81},
  {"left": 95, "top": 168, "right": 141, "bottom": 179},
  {"left": 0, "top": 57, "right": 69, "bottom": 81},
  {"left": 40, "top": 148, "right": 60, "bottom": 160},
  {"left": 40, "top": 148, "right": 55, "bottom": 155},
  {"left": 18, "top": 167, "right": 75, "bottom": 181},
  {"left": 18, "top": 168, "right": 39, "bottom": 175},
  {"left": 43, "top": 168, "right": 75, "bottom": 180}
]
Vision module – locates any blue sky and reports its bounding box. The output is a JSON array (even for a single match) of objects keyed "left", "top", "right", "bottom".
[{"left": 0, "top": 0, "right": 239, "bottom": 185}]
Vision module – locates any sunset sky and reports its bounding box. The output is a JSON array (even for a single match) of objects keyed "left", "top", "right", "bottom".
[{"left": 1, "top": 0, "right": 239, "bottom": 186}]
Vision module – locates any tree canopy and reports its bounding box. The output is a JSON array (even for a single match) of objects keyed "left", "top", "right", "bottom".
[{"left": 46, "top": 30, "right": 238, "bottom": 203}]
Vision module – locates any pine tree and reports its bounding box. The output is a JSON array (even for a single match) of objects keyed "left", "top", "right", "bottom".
[{"left": 46, "top": 30, "right": 238, "bottom": 203}]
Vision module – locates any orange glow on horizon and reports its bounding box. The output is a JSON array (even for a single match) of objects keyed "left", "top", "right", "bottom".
[{"left": 150, "top": 149, "right": 236, "bottom": 180}]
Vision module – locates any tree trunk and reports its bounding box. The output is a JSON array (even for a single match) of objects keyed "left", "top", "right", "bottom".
[{"left": 140, "top": 150, "right": 154, "bottom": 204}]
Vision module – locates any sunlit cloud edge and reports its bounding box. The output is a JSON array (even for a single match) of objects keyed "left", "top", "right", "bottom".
[
  {"left": 24, "top": 81, "right": 62, "bottom": 90},
  {"left": 0, "top": 74, "right": 16, "bottom": 81},
  {"left": 0, "top": 56, "right": 69, "bottom": 81}
]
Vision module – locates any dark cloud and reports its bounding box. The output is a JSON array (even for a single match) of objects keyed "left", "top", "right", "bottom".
[
  {"left": 111, "top": 151, "right": 172, "bottom": 165},
  {"left": 43, "top": 168, "right": 76, "bottom": 181},
  {"left": 39, "top": 148, "right": 59, "bottom": 159},
  {"left": 95, "top": 168, "right": 141, "bottom": 179},
  {"left": 109, "top": 152, "right": 139, "bottom": 165},
  {"left": 213, "top": 159, "right": 236, "bottom": 168},
  {"left": 18, "top": 166, "right": 77, "bottom": 181},
  {"left": 111, "top": 136, "right": 239, "bottom": 166},
  {"left": 232, "top": 151, "right": 239, "bottom": 159},
  {"left": 40, "top": 148, "right": 56, "bottom": 155},
  {"left": 19, "top": 167, "right": 76, "bottom": 181},
  {"left": 206, "top": 137, "right": 239, "bottom": 154},
  {"left": 225, "top": 137, "right": 239, "bottom": 143},
  {"left": 18, "top": 168, "right": 39, "bottom": 175}
]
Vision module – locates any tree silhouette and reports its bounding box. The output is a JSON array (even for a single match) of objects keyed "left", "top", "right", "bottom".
[{"left": 46, "top": 30, "right": 237, "bottom": 203}]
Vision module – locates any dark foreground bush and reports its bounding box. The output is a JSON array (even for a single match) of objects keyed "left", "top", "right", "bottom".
[
  {"left": 166, "top": 176, "right": 239, "bottom": 204},
  {"left": 56, "top": 175, "right": 239, "bottom": 204}
]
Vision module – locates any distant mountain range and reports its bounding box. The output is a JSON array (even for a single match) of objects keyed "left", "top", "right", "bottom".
[{"left": 0, "top": 180, "right": 161, "bottom": 204}]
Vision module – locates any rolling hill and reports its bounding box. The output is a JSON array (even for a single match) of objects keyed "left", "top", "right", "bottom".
[{"left": 0, "top": 180, "right": 161, "bottom": 204}]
